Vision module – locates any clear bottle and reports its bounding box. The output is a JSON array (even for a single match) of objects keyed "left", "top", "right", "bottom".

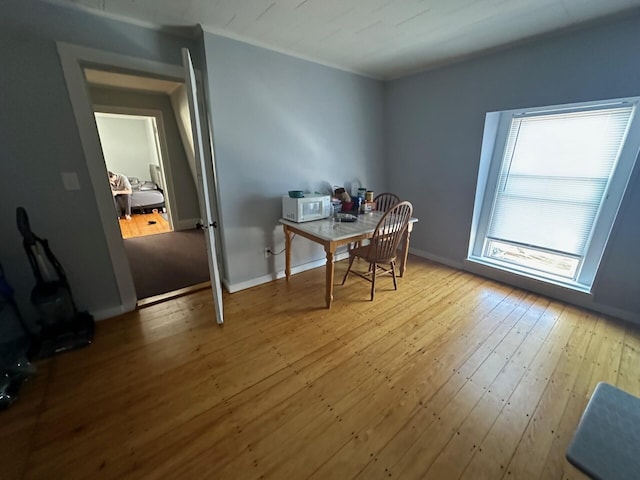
[{"left": 357, "top": 188, "right": 366, "bottom": 213}]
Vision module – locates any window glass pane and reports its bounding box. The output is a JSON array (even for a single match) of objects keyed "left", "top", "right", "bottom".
[
  {"left": 509, "top": 110, "right": 632, "bottom": 178},
  {"left": 485, "top": 240, "right": 580, "bottom": 278},
  {"left": 487, "top": 105, "right": 633, "bottom": 261}
]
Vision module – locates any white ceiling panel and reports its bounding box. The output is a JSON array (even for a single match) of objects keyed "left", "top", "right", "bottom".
[{"left": 48, "top": 0, "right": 640, "bottom": 79}]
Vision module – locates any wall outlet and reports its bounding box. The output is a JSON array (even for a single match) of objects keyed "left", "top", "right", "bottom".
[{"left": 264, "top": 247, "right": 270, "bottom": 258}]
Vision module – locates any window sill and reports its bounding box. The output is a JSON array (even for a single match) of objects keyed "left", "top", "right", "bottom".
[{"left": 465, "top": 256, "right": 593, "bottom": 295}]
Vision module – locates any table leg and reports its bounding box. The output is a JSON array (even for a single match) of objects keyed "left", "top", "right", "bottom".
[
  {"left": 283, "top": 225, "right": 292, "bottom": 281},
  {"left": 324, "top": 246, "right": 334, "bottom": 308},
  {"left": 399, "top": 224, "right": 413, "bottom": 277}
]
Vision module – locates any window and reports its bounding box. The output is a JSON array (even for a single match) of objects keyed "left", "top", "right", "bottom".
[{"left": 469, "top": 99, "right": 640, "bottom": 291}]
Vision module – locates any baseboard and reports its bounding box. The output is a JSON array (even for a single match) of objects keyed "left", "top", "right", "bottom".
[
  {"left": 226, "top": 248, "right": 436, "bottom": 294},
  {"left": 226, "top": 251, "right": 351, "bottom": 293}
]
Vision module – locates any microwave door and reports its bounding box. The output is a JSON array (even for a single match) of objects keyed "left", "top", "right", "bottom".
[{"left": 303, "top": 201, "right": 320, "bottom": 218}]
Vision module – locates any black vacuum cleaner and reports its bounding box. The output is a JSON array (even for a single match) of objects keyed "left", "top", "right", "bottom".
[{"left": 16, "top": 207, "right": 94, "bottom": 359}]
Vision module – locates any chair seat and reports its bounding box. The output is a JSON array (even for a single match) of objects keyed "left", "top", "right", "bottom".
[
  {"left": 566, "top": 382, "right": 640, "bottom": 480},
  {"left": 349, "top": 245, "right": 397, "bottom": 264}
]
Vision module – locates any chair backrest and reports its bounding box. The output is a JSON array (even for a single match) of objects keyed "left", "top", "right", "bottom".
[
  {"left": 366, "top": 201, "right": 413, "bottom": 263},
  {"left": 373, "top": 192, "right": 400, "bottom": 212}
]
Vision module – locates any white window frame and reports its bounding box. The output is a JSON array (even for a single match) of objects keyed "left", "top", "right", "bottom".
[{"left": 468, "top": 97, "right": 640, "bottom": 292}]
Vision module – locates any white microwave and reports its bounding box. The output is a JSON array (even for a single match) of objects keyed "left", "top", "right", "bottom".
[{"left": 282, "top": 195, "right": 331, "bottom": 223}]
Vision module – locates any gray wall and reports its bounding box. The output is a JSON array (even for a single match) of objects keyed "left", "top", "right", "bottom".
[
  {"left": 202, "top": 34, "right": 386, "bottom": 287},
  {"left": 0, "top": 1, "right": 196, "bottom": 321},
  {"left": 90, "top": 87, "right": 201, "bottom": 223},
  {"left": 0, "top": 0, "right": 386, "bottom": 319},
  {"left": 386, "top": 12, "right": 640, "bottom": 321},
  {"left": 96, "top": 115, "right": 159, "bottom": 181}
]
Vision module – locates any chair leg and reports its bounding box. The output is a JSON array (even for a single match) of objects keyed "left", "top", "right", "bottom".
[
  {"left": 370, "top": 262, "right": 376, "bottom": 301},
  {"left": 342, "top": 255, "right": 355, "bottom": 285},
  {"left": 390, "top": 261, "right": 397, "bottom": 290}
]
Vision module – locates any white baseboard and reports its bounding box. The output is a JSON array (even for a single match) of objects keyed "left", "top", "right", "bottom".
[
  {"left": 225, "top": 251, "right": 351, "bottom": 293},
  {"left": 226, "top": 248, "right": 451, "bottom": 294}
]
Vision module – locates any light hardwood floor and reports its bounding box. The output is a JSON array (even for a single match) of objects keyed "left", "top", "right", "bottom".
[
  {"left": 118, "top": 212, "right": 171, "bottom": 239},
  {"left": 3, "top": 256, "right": 639, "bottom": 479}
]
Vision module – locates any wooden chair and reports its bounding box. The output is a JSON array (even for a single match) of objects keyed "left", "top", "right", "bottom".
[
  {"left": 355, "top": 192, "right": 400, "bottom": 249},
  {"left": 341, "top": 201, "right": 413, "bottom": 300},
  {"left": 373, "top": 192, "right": 400, "bottom": 212}
]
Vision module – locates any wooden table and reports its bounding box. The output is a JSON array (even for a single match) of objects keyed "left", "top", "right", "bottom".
[{"left": 280, "top": 212, "right": 418, "bottom": 308}]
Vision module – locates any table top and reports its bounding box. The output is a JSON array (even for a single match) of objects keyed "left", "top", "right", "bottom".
[{"left": 279, "top": 212, "right": 418, "bottom": 242}]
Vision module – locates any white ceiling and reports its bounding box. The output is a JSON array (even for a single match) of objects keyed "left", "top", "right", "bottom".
[{"left": 55, "top": 0, "right": 640, "bottom": 79}]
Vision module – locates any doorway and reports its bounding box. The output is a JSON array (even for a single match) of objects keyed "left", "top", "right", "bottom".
[
  {"left": 95, "top": 111, "right": 173, "bottom": 240},
  {"left": 57, "top": 42, "right": 224, "bottom": 321},
  {"left": 87, "top": 72, "right": 210, "bottom": 301}
]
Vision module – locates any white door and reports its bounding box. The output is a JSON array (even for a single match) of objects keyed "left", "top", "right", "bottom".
[{"left": 182, "top": 48, "right": 224, "bottom": 324}]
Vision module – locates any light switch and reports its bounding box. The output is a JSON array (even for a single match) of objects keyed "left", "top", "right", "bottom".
[{"left": 62, "top": 172, "right": 81, "bottom": 191}]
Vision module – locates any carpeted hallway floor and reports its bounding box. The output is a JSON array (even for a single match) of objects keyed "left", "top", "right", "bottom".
[{"left": 122, "top": 229, "right": 210, "bottom": 299}]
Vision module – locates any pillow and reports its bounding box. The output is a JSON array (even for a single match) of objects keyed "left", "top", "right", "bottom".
[
  {"left": 127, "top": 176, "right": 141, "bottom": 191},
  {"left": 140, "top": 181, "right": 158, "bottom": 191}
]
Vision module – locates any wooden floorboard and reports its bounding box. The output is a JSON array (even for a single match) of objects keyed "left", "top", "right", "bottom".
[
  {"left": 118, "top": 212, "right": 170, "bottom": 239},
  {"left": 2, "top": 256, "right": 638, "bottom": 480}
]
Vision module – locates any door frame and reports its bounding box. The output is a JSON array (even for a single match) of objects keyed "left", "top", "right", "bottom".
[{"left": 57, "top": 42, "right": 221, "bottom": 314}]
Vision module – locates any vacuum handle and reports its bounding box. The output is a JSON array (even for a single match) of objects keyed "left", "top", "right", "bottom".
[{"left": 16, "top": 207, "right": 36, "bottom": 246}]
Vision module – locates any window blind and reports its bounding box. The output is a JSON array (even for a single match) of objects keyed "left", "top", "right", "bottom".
[{"left": 486, "top": 105, "right": 634, "bottom": 257}]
